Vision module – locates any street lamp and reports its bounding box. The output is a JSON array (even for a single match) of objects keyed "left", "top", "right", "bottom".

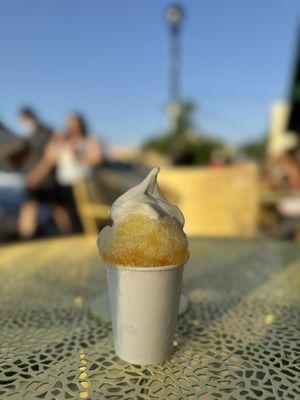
[{"left": 165, "top": 4, "right": 184, "bottom": 104}]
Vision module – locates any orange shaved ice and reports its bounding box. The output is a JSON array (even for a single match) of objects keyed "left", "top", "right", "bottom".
[{"left": 98, "top": 215, "right": 189, "bottom": 267}]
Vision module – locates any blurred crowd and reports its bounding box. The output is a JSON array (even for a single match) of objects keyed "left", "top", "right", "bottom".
[
  {"left": 3, "top": 108, "right": 103, "bottom": 239},
  {"left": 2, "top": 104, "right": 300, "bottom": 243}
]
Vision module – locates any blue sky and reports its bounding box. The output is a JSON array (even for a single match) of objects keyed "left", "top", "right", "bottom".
[{"left": 1, "top": 0, "right": 300, "bottom": 146}]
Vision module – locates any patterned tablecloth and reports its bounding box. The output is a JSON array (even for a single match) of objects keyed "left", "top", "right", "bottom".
[{"left": 0, "top": 236, "right": 299, "bottom": 399}]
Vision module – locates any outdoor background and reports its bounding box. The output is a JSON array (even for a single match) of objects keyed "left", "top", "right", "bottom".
[{"left": 1, "top": 0, "right": 300, "bottom": 242}]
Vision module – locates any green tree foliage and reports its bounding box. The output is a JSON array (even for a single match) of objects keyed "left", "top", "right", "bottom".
[
  {"left": 239, "top": 136, "right": 267, "bottom": 161},
  {"left": 143, "top": 101, "right": 225, "bottom": 165},
  {"left": 172, "top": 101, "right": 196, "bottom": 136}
]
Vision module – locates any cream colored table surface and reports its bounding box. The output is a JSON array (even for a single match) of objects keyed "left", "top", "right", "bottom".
[{"left": 0, "top": 236, "right": 299, "bottom": 399}]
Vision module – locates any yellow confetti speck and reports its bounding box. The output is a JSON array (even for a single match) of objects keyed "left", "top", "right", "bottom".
[
  {"left": 79, "top": 372, "right": 88, "bottom": 379},
  {"left": 81, "top": 381, "right": 90, "bottom": 389},
  {"left": 74, "top": 296, "right": 83, "bottom": 308},
  {"left": 80, "top": 354, "right": 85, "bottom": 359},
  {"left": 173, "top": 340, "right": 178, "bottom": 347},
  {"left": 79, "top": 366, "right": 87, "bottom": 371},
  {"left": 80, "top": 392, "right": 88, "bottom": 399},
  {"left": 81, "top": 360, "right": 87, "bottom": 365},
  {"left": 264, "top": 314, "right": 274, "bottom": 325}
]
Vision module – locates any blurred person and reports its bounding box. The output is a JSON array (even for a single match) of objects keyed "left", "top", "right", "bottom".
[
  {"left": 26, "top": 113, "right": 103, "bottom": 233},
  {"left": 0, "top": 121, "right": 28, "bottom": 169},
  {"left": 267, "top": 146, "right": 300, "bottom": 190},
  {"left": 262, "top": 145, "right": 300, "bottom": 239},
  {"left": 209, "top": 149, "right": 225, "bottom": 168},
  {"left": 18, "top": 107, "right": 55, "bottom": 239}
]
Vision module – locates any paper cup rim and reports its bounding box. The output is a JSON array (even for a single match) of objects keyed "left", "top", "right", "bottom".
[{"left": 105, "top": 262, "right": 184, "bottom": 272}]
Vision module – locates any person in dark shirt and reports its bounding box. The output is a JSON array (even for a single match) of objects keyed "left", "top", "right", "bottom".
[
  {"left": 0, "top": 121, "right": 29, "bottom": 171},
  {"left": 18, "top": 107, "right": 55, "bottom": 238}
]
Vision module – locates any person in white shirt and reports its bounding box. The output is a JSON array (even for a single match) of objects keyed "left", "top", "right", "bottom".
[{"left": 26, "top": 113, "right": 103, "bottom": 233}]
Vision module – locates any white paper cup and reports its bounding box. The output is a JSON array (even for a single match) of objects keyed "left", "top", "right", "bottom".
[{"left": 105, "top": 262, "right": 184, "bottom": 365}]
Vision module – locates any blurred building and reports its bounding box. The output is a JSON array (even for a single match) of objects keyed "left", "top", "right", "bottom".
[
  {"left": 109, "top": 145, "right": 141, "bottom": 163},
  {"left": 268, "top": 29, "right": 300, "bottom": 157},
  {"left": 110, "top": 145, "right": 171, "bottom": 167},
  {"left": 267, "top": 102, "right": 297, "bottom": 157}
]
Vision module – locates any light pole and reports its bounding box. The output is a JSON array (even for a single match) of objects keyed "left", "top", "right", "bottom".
[{"left": 165, "top": 4, "right": 184, "bottom": 104}]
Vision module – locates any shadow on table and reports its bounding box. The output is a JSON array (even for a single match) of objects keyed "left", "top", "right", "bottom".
[
  {"left": 170, "top": 240, "right": 300, "bottom": 398},
  {"left": 176, "top": 237, "right": 300, "bottom": 339}
]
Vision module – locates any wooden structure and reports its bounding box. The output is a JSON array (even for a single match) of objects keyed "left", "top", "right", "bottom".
[
  {"left": 72, "top": 169, "right": 143, "bottom": 235},
  {"left": 73, "top": 163, "right": 258, "bottom": 238},
  {"left": 158, "top": 163, "right": 258, "bottom": 238},
  {"left": 72, "top": 178, "right": 110, "bottom": 235}
]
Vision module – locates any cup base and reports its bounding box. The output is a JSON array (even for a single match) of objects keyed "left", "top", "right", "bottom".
[{"left": 116, "top": 349, "right": 173, "bottom": 365}]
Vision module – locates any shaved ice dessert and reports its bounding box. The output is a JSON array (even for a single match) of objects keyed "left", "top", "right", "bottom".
[
  {"left": 97, "top": 167, "right": 189, "bottom": 365},
  {"left": 98, "top": 167, "right": 189, "bottom": 267}
]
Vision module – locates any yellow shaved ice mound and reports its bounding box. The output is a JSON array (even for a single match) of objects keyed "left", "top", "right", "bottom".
[{"left": 98, "top": 215, "right": 189, "bottom": 267}]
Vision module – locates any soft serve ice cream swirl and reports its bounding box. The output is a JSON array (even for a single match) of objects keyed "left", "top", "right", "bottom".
[
  {"left": 98, "top": 167, "right": 189, "bottom": 267},
  {"left": 110, "top": 167, "right": 185, "bottom": 226}
]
